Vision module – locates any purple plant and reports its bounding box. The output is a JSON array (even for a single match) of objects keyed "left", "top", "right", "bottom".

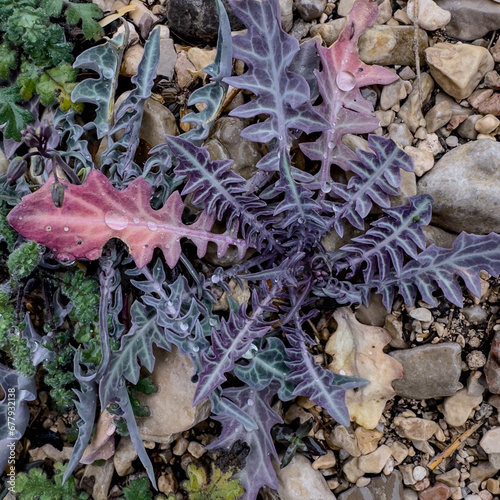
[{"left": 3, "top": 0, "right": 500, "bottom": 498}]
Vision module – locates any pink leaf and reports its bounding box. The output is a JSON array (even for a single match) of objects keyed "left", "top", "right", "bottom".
[
  {"left": 7, "top": 170, "right": 248, "bottom": 268},
  {"left": 301, "top": 0, "right": 398, "bottom": 195}
]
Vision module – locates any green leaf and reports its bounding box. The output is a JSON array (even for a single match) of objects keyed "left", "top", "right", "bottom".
[
  {"left": 65, "top": 1, "right": 103, "bottom": 40},
  {"left": 133, "top": 376, "right": 158, "bottom": 395},
  {"left": 0, "top": 85, "right": 34, "bottom": 140},
  {"left": 122, "top": 477, "right": 153, "bottom": 500},
  {"left": 183, "top": 464, "right": 244, "bottom": 500},
  {"left": 17, "top": 60, "right": 40, "bottom": 100},
  {"left": 40, "top": 0, "right": 64, "bottom": 16},
  {"left": 37, "top": 63, "right": 81, "bottom": 111},
  {"left": 0, "top": 42, "right": 18, "bottom": 79}
]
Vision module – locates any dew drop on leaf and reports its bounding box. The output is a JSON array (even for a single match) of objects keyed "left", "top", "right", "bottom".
[
  {"left": 45, "top": 226, "right": 51, "bottom": 231},
  {"left": 209, "top": 318, "right": 217, "bottom": 327},
  {"left": 336, "top": 71, "right": 356, "bottom": 91},
  {"left": 64, "top": 226, "right": 69, "bottom": 231},
  {"left": 298, "top": 217, "right": 305, "bottom": 224},
  {"left": 192, "top": 345, "right": 199, "bottom": 352},
  {"left": 104, "top": 210, "right": 128, "bottom": 230},
  {"left": 321, "top": 182, "right": 332, "bottom": 194},
  {"left": 147, "top": 221, "right": 158, "bottom": 231},
  {"left": 180, "top": 322, "right": 189, "bottom": 331},
  {"left": 133, "top": 217, "right": 140, "bottom": 224},
  {"left": 211, "top": 275, "right": 220, "bottom": 284},
  {"left": 247, "top": 399, "right": 254, "bottom": 406},
  {"left": 167, "top": 300, "right": 173, "bottom": 307}
]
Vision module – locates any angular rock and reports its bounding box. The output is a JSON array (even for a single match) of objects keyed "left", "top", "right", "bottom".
[
  {"left": 425, "top": 43, "right": 494, "bottom": 100},
  {"left": 310, "top": 18, "right": 346, "bottom": 46},
  {"left": 480, "top": 427, "right": 500, "bottom": 454},
  {"left": 273, "top": 453, "right": 336, "bottom": 499},
  {"left": 113, "top": 436, "right": 137, "bottom": 477},
  {"left": 422, "top": 225, "right": 456, "bottom": 249},
  {"left": 390, "top": 343, "right": 462, "bottom": 399},
  {"left": 83, "top": 460, "right": 114, "bottom": 500},
  {"left": 279, "top": 0, "right": 293, "bottom": 31},
  {"left": 477, "top": 93, "right": 500, "bottom": 117},
  {"left": 359, "top": 26, "right": 428, "bottom": 67},
  {"left": 435, "top": 0, "right": 500, "bottom": 41},
  {"left": 419, "top": 482, "right": 452, "bottom": 500},
  {"left": 394, "top": 417, "right": 439, "bottom": 441},
  {"left": 425, "top": 101, "right": 452, "bottom": 133},
  {"left": 157, "top": 37, "right": 177, "bottom": 80},
  {"left": 355, "top": 427, "right": 383, "bottom": 456},
  {"left": 358, "top": 445, "right": 392, "bottom": 474},
  {"left": 486, "top": 330, "right": 500, "bottom": 394},
  {"left": 338, "top": 471, "right": 404, "bottom": 500},
  {"left": 404, "top": 147, "right": 434, "bottom": 177},
  {"left": 398, "top": 73, "right": 435, "bottom": 133},
  {"left": 407, "top": 0, "right": 451, "bottom": 31},
  {"left": 417, "top": 140, "right": 500, "bottom": 234},
  {"left": 165, "top": 0, "right": 244, "bottom": 44},
  {"left": 294, "top": 0, "right": 326, "bottom": 21},
  {"left": 337, "top": 0, "right": 355, "bottom": 16},
  {"left": 327, "top": 425, "right": 361, "bottom": 457},
  {"left": 137, "top": 347, "right": 211, "bottom": 443}
]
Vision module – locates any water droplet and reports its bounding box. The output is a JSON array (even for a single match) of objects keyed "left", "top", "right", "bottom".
[
  {"left": 167, "top": 300, "right": 173, "bottom": 307},
  {"left": 180, "top": 322, "right": 189, "bottom": 331},
  {"left": 298, "top": 217, "right": 305, "bottom": 224},
  {"left": 63, "top": 226, "right": 69, "bottom": 231},
  {"left": 211, "top": 275, "right": 220, "bottom": 284},
  {"left": 321, "top": 182, "right": 332, "bottom": 194},
  {"left": 192, "top": 345, "right": 200, "bottom": 352},
  {"left": 336, "top": 70, "right": 356, "bottom": 91},
  {"left": 327, "top": 142, "right": 334, "bottom": 149},
  {"left": 314, "top": 377, "right": 319, "bottom": 383},
  {"left": 133, "top": 217, "right": 140, "bottom": 224},
  {"left": 247, "top": 399, "right": 254, "bottom": 406},
  {"left": 165, "top": 243, "right": 171, "bottom": 249},
  {"left": 339, "top": 369, "right": 346, "bottom": 375},
  {"left": 278, "top": 135, "right": 283, "bottom": 141},
  {"left": 147, "top": 221, "right": 158, "bottom": 231},
  {"left": 104, "top": 210, "right": 128, "bottom": 231},
  {"left": 45, "top": 226, "right": 51, "bottom": 231},
  {"left": 18, "top": 216, "right": 22, "bottom": 220},
  {"left": 209, "top": 318, "right": 217, "bottom": 327}
]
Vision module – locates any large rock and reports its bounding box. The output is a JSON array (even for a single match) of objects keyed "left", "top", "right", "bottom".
[
  {"left": 338, "top": 471, "right": 404, "bottom": 500},
  {"left": 137, "top": 347, "right": 211, "bottom": 443},
  {"left": 273, "top": 453, "right": 336, "bottom": 499},
  {"left": 417, "top": 140, "right": 500, "bottom": 234},
  {"left": 435, "top": 0, "right": 500, "bottom": 41},
  {"left": 390, "top": 343, "right": 462, "bottom": 400},
  {"left": 359, "top": 26, "right": 428, "bottom": 67},
  {"left": 166, "top": 0, "right": 244, "bottom": 44},
  {"left": 425, "top": 43, "right": 494, "bottom": 100}
]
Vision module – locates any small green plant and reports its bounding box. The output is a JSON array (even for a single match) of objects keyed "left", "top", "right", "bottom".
[
  {"left": 0, "top": 0, "right": 103, "bottom": 139},
  {"left": 122, "top": 477, "right": 153, "bottom": 500},
  {"left": 7, "top": 241, "right": 40, "bottom": 280},
  {"left": 15, "top": 462, "right": 88, "bottom": 500},
  {"left": 183, "top": 463, "right": 244, "bottom": 500}
]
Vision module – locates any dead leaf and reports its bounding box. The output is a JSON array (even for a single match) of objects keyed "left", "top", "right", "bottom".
[
  {"left": 326, "top": 308, "right": 404, "bottom": 429},
  {"left": 81, "top": 411, "right": 116, "bottom": 464}
]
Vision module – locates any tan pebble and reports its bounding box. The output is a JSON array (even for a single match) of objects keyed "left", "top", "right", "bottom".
[
  {"left": 158, "top": 472, "right": 178, "bottom": 496},
  {"left": 172, "top": 437, "right": 189, "bottom": 456},
  {"left": 486, "top": 478, "right": 500, "bottom": 494},
  {"left": 404, "top": 146, "right": 434, "bottom": 176},
  {"left": 356, "top": 477, "right": 371, "bottom": 487},
  {"left": 477, "top": 133, "right": 497, "bottom": 141},
  {"left": 187, "top": 441, "right": 205, "bottom": 459},
  {"left": 475, "top": 114, "right": 500, "bottom": 135},
  {"left": 312, "top": 450, "right": 336, "bottom": 469},
  {"left": 425, "top": 101, "right": 452, "bottom": 133}
]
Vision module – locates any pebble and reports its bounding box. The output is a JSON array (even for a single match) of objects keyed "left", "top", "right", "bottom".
[
  {"left": 113, "top": 436, "right": 137, "bottom": 476},
  {"left": 436, "top": 468, "right": 461, "bottom": 488},
  {"left": 355, "top": 427, "right": 383, "bottom": 455},
  {"left": 137, "top": 347, "right": 211, "bottom": 444},
  {"left": 419, "top": 482, "right": 452, "bottom": 500},
  {"left": 327, "top": 425, "right": 361, "bottom": 457},
  {"left": 390, "top": 343, "right": 462, "bottom": 399},
  {"left": 358, "top": 445, "right": 393, "bottom": 474},
  {"left": 343, "top": 457, "right": 366, "bottom": 484},
  {"left": 380, "top": 79, "right": 409, "bottom": 111},
  {"left": 359, "top": 26, "right": 428, "bottom": 67},
  {"left": 425, "top": 101, "right": 453, "bottom": 133},
  {"left": 477, "top": 93, "right": 500, "bottom": 117},
  {"left": 310, "top": 18, "right": 346, "bottom": 46},
  {"left": 458, "top": 115, "right": 482, "bottom": 140},
  {"left": 425, "top": 43, "right": 494, "bottom": 100},
  {"left": 337, "top": 0, "right": 355, "bottom": 16},
  {"left": 467, "top": 350, "right": 487, "bottom": 369},
  {"left": 312, "top": 450, "right": 336, "bottom": 469},
  {"left": 394, "top": 416, "right": 439, "bottom": 441},
  {"left": 158, "top": 471, "right": 178, "bottom": 496},
  {"left": 338, "top": 471, "right": 404, "bottom": 500},
  {"left": 486, "top": 478, "right": 500, "bottom": 495},
  {"left": 83, "top": 461, "right": 114, "bottom": 500},
  {"left": 398, "top": 73, "right": 435, "bottom": 133},
  {"left": 413, "top": 466, "right": 427, "bottom": 481},
  {"left": 407, "top": 0, "right": 451, "bottom": 30},
  {"left": 294, "top": 0, "right": 326, "bottom": 21},
  {"left": 480, "top": 427, "right": 500, "bottom": 454},
  {"left": 121, "top": 44, "right": 144, "bottom": 77},
  {"left": 475, "top": 115, "right": 500, "bottom": 135},
  {"left": 462, "top": 305, "right": 489, "bottom": 323},
  {"left": 187, "top": 441, "right": 206, "bottom": 459},
  {"left": 279, "top": 0, "right": 293, "bottom": 31},
  {"left": 274, "top": 453, "right": 336, "bottom": 499},
  {"left": 409, "top": 307, "right": 433, "bottom": 323},
  {"left": 417, "top": 140, "right": 500, "bottom": 234}
]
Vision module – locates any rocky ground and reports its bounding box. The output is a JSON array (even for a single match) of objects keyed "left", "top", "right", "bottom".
[{"left": 10, "top": 0, "right": 500, "bottom": 499}]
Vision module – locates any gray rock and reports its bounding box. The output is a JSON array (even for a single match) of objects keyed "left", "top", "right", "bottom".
[
  {"left": 157, "top": 37, "right": 177, "bottom": 80},
  {"left": 165, "top": 0, "right": 244, "bottom": 44},
  {"left": 390, "top": 343, "right": 462, "bottom": 399},
  {"left": 294, "top": 0, "right": 326, "bottom": 20},
  {"left": 435, "top": 0, "right": 500, "bottom": 41},
  {"left": 417, "top": 140, "right": 500, "bottom": 234},
  {"left": 279, "top": 0, "right": 294, "bottom": 31},
  {"left": 83, "top": 460, "right": 114, "bottom": 500},
  {"left": 358, "top": 26, "right": 428, "bottom": 67},
  {"left": 422, "top": 225, "right": 456, "bottom": 249},
  {"left": 338, "top": 471, "right": 404, "bottom": 500},
  {"left": 137, "top": 347, "right": 211, "bottom": 443},
  {"left": 273, "top": 453, "right": 336, "bottom": 499}
]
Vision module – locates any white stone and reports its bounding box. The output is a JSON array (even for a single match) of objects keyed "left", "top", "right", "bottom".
[
  {"left": 413, "top": 465, "right": 427, "bottom": 481},
  {"left": 404, "top": 147, "right": 435, "bottom": 177},
  {"left": 409, "top": 308, "right": 433, "bottom": 323},
  {"left": 407, "top": 0, "right": 451, "bottom": 31},
  {"left": 480, "top": 427, "right": 500, "bottom": 454}
]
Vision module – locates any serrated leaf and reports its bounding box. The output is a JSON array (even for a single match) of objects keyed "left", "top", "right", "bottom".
[
  {"left": 373, "top": 232, "right": 500, "bottom": 309},
  {"left": 72, "top": 34, "right": 125, "bottom": 138},
  {"left": 0, "top": 85, "right": 34, "bottom": 140},
  {"left": 37, "top": 64, "right": 80, "bottom": 111},
  {"left": 0, "top": 42, "right": 18, "bottom": 79},
  {"left": 40, "top": 0, "right": 64, "bottom": 17},
  {"left": 300, "top": 0, "right": 398, "bottom": 197},
  {"left": 285, "top": 334, "right": 367, "bottom": 427},
  {"left": 65, "top": 1, "right": 104, "bottom": 40},
  {"left": 331, "top": 135, "right": 414, "bottom": 236},
  {"left": 7, "top": 169, "right": 248, "bottom": 268},
  {"left": 207, "top": 384, "right": 282, "bottom": 500},
  {"left": 194, "top": 287, "right": 277, "bottom": 405},
  {"left": 17, "top": 60, "right": 40, "bottom": 100}
]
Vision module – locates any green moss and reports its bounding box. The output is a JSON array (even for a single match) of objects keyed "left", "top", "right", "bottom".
[
  {"left": 7, "top": 241, "right": 40, "bottom": 280},
  {"left": 183, "top": 464, "right": 244, "bottom": 500},
  {"left": 61, "top": 270, "right": 99, "bottom": 326}
]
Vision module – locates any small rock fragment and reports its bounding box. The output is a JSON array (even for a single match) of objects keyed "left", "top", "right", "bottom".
[{"left": 407, "top": 0, "right": 451, "bottom": 30}]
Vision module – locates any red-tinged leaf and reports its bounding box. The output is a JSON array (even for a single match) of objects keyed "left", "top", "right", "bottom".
[
  {"left": 300, "top": 0, "right": 399, "bottom": 195},
  {"left": 7, "top": 170, "right": 248, "bottom": 268}
]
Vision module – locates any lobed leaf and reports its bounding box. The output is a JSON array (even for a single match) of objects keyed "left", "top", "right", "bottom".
[{"left": 7, "top": 169, "right": 248, "bottom": 268}]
